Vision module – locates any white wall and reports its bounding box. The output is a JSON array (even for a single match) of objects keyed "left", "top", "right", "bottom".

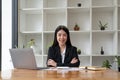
[{"left": 2, "top": 0, "right": 13, "bottom": 70}]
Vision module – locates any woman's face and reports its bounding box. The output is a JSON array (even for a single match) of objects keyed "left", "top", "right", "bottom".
[{"left": 57, "top": 29, "right": 67, "bottom": 46}]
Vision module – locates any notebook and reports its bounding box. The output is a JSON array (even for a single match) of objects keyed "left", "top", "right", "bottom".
[
  {"left": 9, "top": 48, "right": 48, "bottom": 70},
  {"left": 79, "top": 66, "right": 107, "bottom": 71}
]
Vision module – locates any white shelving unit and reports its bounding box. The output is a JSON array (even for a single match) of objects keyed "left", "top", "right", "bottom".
[{"left": 18, "top": 0, "right": 120, "bottom": 69}]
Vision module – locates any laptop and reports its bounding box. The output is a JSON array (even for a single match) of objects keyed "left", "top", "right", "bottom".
[{"left": 9, "top": 48, "right": 48, "bottom": 70}]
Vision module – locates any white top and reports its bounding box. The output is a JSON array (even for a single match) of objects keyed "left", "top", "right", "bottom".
[{"left": 61, "top": 47, "right": 66, "bottom": 64}]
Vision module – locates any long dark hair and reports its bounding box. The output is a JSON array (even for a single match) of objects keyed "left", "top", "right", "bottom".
[{"left": 52, "top": 25, "right": 72, "bottom": 47}]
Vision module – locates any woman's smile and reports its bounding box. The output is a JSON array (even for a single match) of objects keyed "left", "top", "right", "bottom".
[{"left": 57, "top": 30, "right": 67, "bottom": 46}]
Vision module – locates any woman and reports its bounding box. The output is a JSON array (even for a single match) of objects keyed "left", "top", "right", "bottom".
[{"left": 47, "top": 25, "right": 80, "bottom": 67}]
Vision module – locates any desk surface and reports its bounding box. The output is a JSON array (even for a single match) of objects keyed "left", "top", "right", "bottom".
[{"left": 0, "top": 68, "right": 120, "bottom": 80}]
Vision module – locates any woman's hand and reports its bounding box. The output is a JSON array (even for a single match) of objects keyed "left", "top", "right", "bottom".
[
  {"left": 70, "top": 57, "right": 78, "bottom": 64},
  {"left": 47, "top": 59, "right": 57, "bottom": 67}
]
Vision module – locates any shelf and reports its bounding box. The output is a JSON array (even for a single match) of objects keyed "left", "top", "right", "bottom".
[
  {"left": 70, "top": 31, "right": 90, "bottom": 33},
  {"left": 43, "top": 31, "right": 54, "bottom": 33},
  {"left": 92, "top": 54, "right": 117, "bottom": 56},
  {"left": 35, "top": 56, "right": 43, "bottom": 67},
  {"left": 67, "top": 7, "right": 89, "bottom": 9},
  {"left": 43, "top": 8, "right": 67, "bottom": 31},
  {"left": 118, "top": 32, "right": 120, "bottom": 55},
  {"left": 78, "top": 54, "right": 91, "bottom": 57},
  {"left": 19, "top": 12, "right": 42, "bottom": 32},
  {"left": 92, "top": 6, "right": 115, "bottom": 12},
  {"left": 70, "top": 33, "right": 91, "bottom": 55},
  {"left": 92, "top": 30, "right": 116, "bottom": 33},
  {"left": 92, "top": 7, "right": 115, "bottom": 30},
  {"left": 92, "top": 0, "right": 115, "bottom": 7},
  {"left": 35, "top": 54, "right": 42, "bottom": 57},
  {"left": 20, "top": 31, "right": 42, "bottom": 34},
  {"left": 18, "top": 34, "right": 42, "bottom": 51},
  {"left": 20, "top": 9, "right": 43, "bottom": 14},
  {"left": 118, "top": 0, "right": 120, "bottom": 6},
  {"left": 67, "top": 7, "right": 90, "bottom": 12},
  {"left": 79, "top": 56, "right": 91, "bottom": 66},
  {"left": 92, "top": 32, "right": 116, "bottom": 55},
  {"left": 19, "top": 0, "right": 43, "bottom": 9},
  {"left": 92, "top": 56, "right": 114, "bottom": 67},
  {"left": 43, "top": 56, "right": 47, "bottom": 67},
  {"left": 18, "top": 0, "right": 119, "bottom": 67},
  {"left": 43, "top": 8, "right": 66, "bottom": 13},
  {"left": 43, "top": 0, "right": 66, "bottom": 8},
  {"left": 67, "top": 8, "right": 90, "bottom": 31},
  {"left": 43, "top": 33, "right": 54, "bottom": 55},
  {"left": 92, "top": 6, "right": 115, "bottom": 8},
  {"left": 67, "top": 0, "right": 90, "bottom": 8},
  {"left": 118, "top": 7, "right": 120, "bottom": 30}
]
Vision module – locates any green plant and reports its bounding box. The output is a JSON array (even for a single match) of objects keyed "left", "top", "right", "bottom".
[
  {"left": 102, "top": 60, "right": 112, "bottom": 68},
  {"left": 99, "top": 21, "right": 108, "bottom": 30},
  {"left": 46, "top": 41, "right": 53, "bottom": 49},
  {"left": 115, "top": 56, "right": 120, "bottom": 67},
  {"left": 26, "top": 39, "right": 35, "bottom": 48},
  {"left": 77, "top": 49, "right": 81, "bottom": 55}
]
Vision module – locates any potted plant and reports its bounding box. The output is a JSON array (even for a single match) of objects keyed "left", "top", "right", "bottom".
[
  {"left": 77, "top": 49, "right": 81, "bottom": 55},
  {"left": 77, "top": 3, "right": 81, "bottom": 7},
  {"left": 74, "top": 24, "right": 80, "bottom": 31},
  {"left": 99, "top": 21, "right": 108, "bottom": 30},
  {"left": 26, "top": 39, "right": 35, "bottom": 48},
  {"left": 115, "top": 56, "right": 120, "bottom": 72},
  {"left": 100, "top": 46, "right": 104, "bottom": 55},
  {"left": 102, "top": 60, "right": 112, "bottom": 69}
]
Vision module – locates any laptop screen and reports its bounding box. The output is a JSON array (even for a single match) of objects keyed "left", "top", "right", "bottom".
[{"left": 9, "top": 48, "right": 38, "bottom": 69}]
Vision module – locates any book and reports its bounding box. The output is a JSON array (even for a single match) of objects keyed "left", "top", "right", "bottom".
[{"left": 79, "top": 66, "right": 107, "bottom": 71}]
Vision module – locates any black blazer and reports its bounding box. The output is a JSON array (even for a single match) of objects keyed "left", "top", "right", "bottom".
[{"left": 47, "top": 45, "right": 80, "bottom": 67}]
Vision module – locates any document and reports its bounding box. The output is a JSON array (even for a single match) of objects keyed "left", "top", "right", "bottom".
[{"left": 45, "top": 67, "right": 81, "bottom": 71}]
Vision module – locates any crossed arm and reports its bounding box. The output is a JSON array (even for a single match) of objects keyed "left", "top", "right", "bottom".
[
  {"left": 47, "top": 57, "right": 78, "bottom": 67},
  {"left": 47, "top": 46, "right": 80, "bottom": 67}
]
